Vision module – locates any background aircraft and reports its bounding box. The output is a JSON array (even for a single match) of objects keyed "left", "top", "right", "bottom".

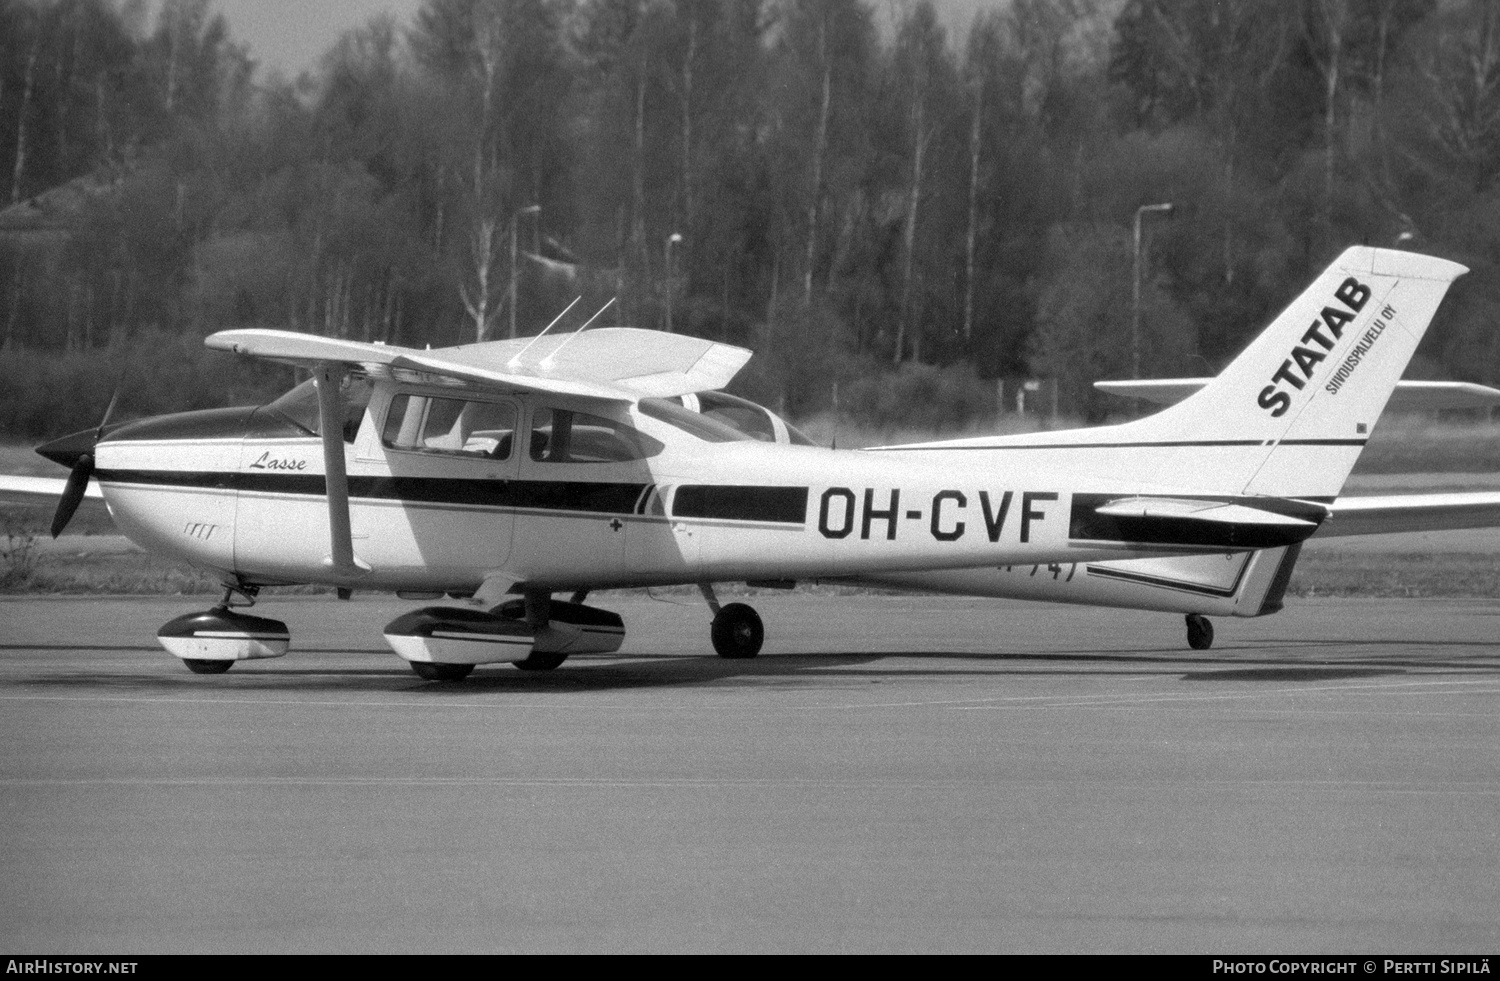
[{"left": 6, "top": 246, "right": 1483, "bottom": 678}]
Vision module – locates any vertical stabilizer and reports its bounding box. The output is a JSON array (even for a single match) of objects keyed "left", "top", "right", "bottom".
[{"left": 1117, "top": 246, "right": 1466, "bottom": 498}]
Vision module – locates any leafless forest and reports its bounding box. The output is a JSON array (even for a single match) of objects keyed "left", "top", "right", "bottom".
[{"left": 1, "top": 0, "right": 1497, "bottom": 438}]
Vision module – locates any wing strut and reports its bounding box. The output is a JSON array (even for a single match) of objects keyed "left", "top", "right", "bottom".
[{"left": 314, "top": 363, "right": 370, "bottom": 579}]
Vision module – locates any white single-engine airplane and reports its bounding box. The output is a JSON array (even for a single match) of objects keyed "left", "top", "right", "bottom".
[{"left": 12, "top": 246, "right": 1489, "bottom": 677}]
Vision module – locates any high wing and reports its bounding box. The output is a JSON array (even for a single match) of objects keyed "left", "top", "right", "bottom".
[
  {"left": 202, "top": 325, "right": 752, "bottom": 579},
  {"left": 205, "top": 327, "right": 752, "bottom": 402},
  {"left": 1096, "top": 378, "right": 1500, "bottom": 411}
]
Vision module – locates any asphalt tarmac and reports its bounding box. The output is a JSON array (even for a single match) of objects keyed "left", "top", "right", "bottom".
[{"left": 1, "top": 593, "right": 1498, "bottom": 954}]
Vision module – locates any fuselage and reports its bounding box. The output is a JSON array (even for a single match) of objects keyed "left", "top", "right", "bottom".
[{"left": 80, "top": 376, "right": 1317, "bottom": 595}]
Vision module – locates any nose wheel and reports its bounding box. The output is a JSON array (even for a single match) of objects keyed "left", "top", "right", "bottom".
[
  {"left": 410, "top": 661, "right": 474, "bottom": 682},
  {"left": 1185, "top": 614, "right": 1213, "bottom": 650},
  {"left": 183, "top": 658, "right": 234, "bottom": 675}
]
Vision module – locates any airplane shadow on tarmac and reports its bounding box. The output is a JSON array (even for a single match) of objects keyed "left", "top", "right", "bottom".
[{"left": 8, "top": 640, "right": 1500, "bottom": 697}]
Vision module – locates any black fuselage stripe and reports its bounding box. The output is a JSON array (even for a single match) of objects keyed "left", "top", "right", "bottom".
[
  {"left": 97, "top": 469, "right": 652, "bottom": 516},
  {"left": 673, "top": 485, "right": 810, "bottom": 525},
  {"left": 874, "top": 439, "right": 1367, "bottom": 451}
]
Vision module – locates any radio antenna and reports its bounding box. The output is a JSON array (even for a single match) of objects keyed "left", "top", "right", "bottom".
[
  {"left": 539, "top": 297, "right": 616, "bottom": 370},
  {"left": 506, "top": 295, "right": 582, "bottom": 370}
]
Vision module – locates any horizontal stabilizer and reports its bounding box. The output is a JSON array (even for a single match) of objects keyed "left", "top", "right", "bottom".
[
  {"left": 1316, "top": 492, "right": 1500, "bottom": 538},
  {"left": 1073, "top": 496, "right": 1326, "bottom": 550},
  {"left": 1095, "top": 497, "right": 1320, "bottom": 527},
  {"left": 1096, "top": 378, "right": 1500, "bottom": 412}
]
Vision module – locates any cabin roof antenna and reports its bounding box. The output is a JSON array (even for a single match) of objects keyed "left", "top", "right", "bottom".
[{"left": 506, "top": 295, "right": 582, "bottom": 370}]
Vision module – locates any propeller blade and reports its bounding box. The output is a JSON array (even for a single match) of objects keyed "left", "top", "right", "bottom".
[
  {"left": 96, "top": 388, "right": 121, "bottom": 439},
  {"left": 42, "top": 386, "right": 121, "bottom": 538},
  {"left": 51, "top": 453, "right": 94, "bottom": 538}
]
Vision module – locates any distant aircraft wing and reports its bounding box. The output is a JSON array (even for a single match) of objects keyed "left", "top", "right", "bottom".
[
  {"left": 205, "top": 327, "right": 752, "bottom": 402},
  {"left": 1315, "top": 492, "right": 1500, "bottom": 538},
  {"left": 0, "top": 475, "right": 102, "bottom": 500},
  {"left": 1096, "top": 378, "right": 1500, "bottom": 411}
]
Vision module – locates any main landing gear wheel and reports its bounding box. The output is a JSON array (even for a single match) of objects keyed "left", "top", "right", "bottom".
[
  {"left": 410, "top": 661, "right": 474, "bottom": 682},
  {"left": 183, "top": 659, "right": 234, "bottom": 675},
  {"left": 711, "top": 602, "right": 764, "bottom": 659},
  {"left": 1185, "top": 614, "right": 1214, "bottom": 651},
  {"left": 512, "top": 651, "right": 568, "bottom": 671}
]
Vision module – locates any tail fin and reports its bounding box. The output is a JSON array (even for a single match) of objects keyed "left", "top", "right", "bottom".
[{"left": 1114, "top": 246, "right": 1466, "bottom": 498}]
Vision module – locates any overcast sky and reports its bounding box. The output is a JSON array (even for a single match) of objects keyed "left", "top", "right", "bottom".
[
  {"left": 218, "top": 0, "right": 423, "bottom": 76},
  {"left": 218, "top": 0, "right": 998, "bottom": 78}
]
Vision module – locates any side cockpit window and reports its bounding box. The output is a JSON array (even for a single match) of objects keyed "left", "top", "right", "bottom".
[
  {"left": 267, "top": 374, "right": 374, "bottom": 444},
  {"left": 382, "top": 393, "right": 517, "bottom": 459},
  {"left": 529, "top": 408, "right": 663, "bottom": 463}
]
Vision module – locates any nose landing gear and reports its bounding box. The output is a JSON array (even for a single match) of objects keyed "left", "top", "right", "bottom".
[{"left": 157, "top": 587, "right": 290, "bottom": 673}]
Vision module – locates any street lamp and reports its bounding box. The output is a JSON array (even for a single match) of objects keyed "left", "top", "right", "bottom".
[
  {"left": 664, "top": 232, "right": 683, "bottom": 333},
  {"left": 1132, "top": 202, "right": 1174, "bottom": 380},
  {"left": 509, "top": 204, "right": 541, "bottom": 339}
]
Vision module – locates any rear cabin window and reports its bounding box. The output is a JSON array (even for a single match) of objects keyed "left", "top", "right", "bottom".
[
  {"left": 696, "top": 393, "right": 777, "bottom": 442},
  {"left": 638, "top": 398, "right": 753, "bottom": 444},
  {"left": 529, "top": 408, "right": 663, "bottom": 463},
  {"left": 382, "top": 394, "right": 518, "bottom": 459}
]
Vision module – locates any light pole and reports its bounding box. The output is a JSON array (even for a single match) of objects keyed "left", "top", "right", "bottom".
[
  {"left": 1132, "top": 202, "right": 1174, "bottom": 379},
  {"left": 664, "top": 232, "right": 683, "bottom": 333},
  {"left": 509, "top": 204, "right": 541, "bottom": 339}
]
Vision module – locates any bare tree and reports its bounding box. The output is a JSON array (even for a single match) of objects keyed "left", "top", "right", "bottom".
[
  {"left": 9, "top": 8, "right": 42, "bottom": 204},
  {"left": 1417, "top": 0, "right": 1500, "bottom": 193},
  {"left": 1305, "top": 0, "right": 1351, "bottom": 246}
]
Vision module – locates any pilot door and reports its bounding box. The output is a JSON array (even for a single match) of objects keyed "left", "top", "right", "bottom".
[
  {"left": 508, "top": 404, "right": 663, "bottom": 585},
  {"left": 348, "top": 388, "right": 522, "bottom": 586}
]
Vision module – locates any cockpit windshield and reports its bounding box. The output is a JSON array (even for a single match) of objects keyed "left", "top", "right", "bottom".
[{"left": 265, "top": 375, "right": 374, "bottom": 443}]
